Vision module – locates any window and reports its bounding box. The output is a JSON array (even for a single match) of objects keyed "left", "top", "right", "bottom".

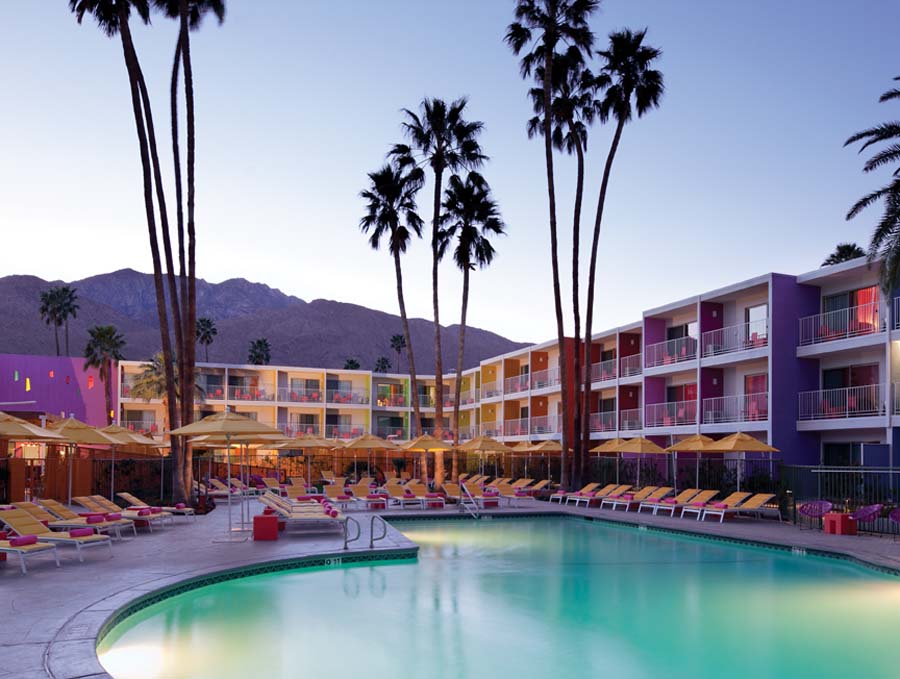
[
  {"left": 599, "top": 398, "right": 616, "bottom": 412},
  {"left": 666, "top": 383, "right": 697, "bottom": 403},
  {"left": 745, "top": 303, "right": 768, "bottom": 342},
  {"left": 822, "top": 364, "right": 878, "bottom": 389},
  {"left": 520, "top": 406, "right": 529, "bottom": 419},
  {"left": 823, "top": 286, "right": 879, "bottom": 331},
  {"left": 822, "top": 443, "right": 862, "bottom": 466},
  {"left": 600, "top": 348, "right": 616, "bottom": 362},
  {"left": 744, "top": 374, "right": 768, "bottom": 394}
]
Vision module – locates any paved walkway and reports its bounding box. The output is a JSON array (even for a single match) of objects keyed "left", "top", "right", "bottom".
[{"left": 3, "top": 499, "right": 900, "bottom": 679}]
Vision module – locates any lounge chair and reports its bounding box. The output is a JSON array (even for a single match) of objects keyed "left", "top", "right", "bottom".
[
  {"left": 638, "top": 488, "right": 699, "bottom": 515},
  {"left": 622, "top": 487, "right": 672, "bottom": 511},
  {"left": 15, "top": 500, "right": 133, "bottom": 539},
  {"left": 463, "top": 483, "right": 502, "bottom": 509},
  {"left": 570, "top": 484, "right": 629, "bottom": 507},
  {"left": 0, "top": 536, "right": 59, "bottom": 574},
  {"left": 443, "top": 483, "right": 480, "bottom": 511},
  {"left": 496, "top": 482, "right": 537, "bottom": 507},
  {"left": 486, "top": 477, "right": 512, "bottom": 488},
  {"left": 208, "top": 479, "right": 240, "bottom": 498},
  {"left": 457, "top": 473, "right": 472, "bottom": 484},
  {"left": 0, "top": 509, "right": 112, "bottom": 562},
  {"left": 323, "top": 485, "right": 354, "bottom": 509},
  {"left": 116, "top": 492, "right": 196, "bottom": 521},
  {"left": 550, "top": 482, "right": 603, "bottom": 505},
  {"left": 261, "top": 478, "right": 286, "bottom": 495},
  {"left": 90, "top": 495, "right": 175, "bottom": 525},
  {"left": 654, "top": 489, "right": 719, "bottom": 517},
  {"left": 73, "top": 496, "right": 170, "bottom": 532},
  {"left": 38, "top": 498, "right": 137, "bottom": 538},
  {"left": 385, "top": 485, "right": 425, "bottom": 509},
  {"left": 525, "top": 479, "right": 549, "bottom": 494},
  {"left": 681, "top": 491, "right": 751, "bottom": 520},
  {"left": 701, "top": 493, "right": 779, "bottom": 523},
  {"left": 229, "top": 478, "right": 261, "bottom": 496},
  {"left": 405, "top": 483, "right": 445, "bottom": 509},
  {"left": 511, "top": 478, "right": 534, "bottom": 489},
  {"left": 600, "top": 486, "right": 659, "bottom": 511},
  {"left": 258, "top": 495, "right": 346, "bottom": 535}
]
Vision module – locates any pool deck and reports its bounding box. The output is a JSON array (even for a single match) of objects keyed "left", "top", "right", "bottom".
[{"left": 3, "top": 500, "right": 900, "bottom": 679}]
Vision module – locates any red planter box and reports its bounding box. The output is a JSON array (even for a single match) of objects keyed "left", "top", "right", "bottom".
[
  {"left": 824, "top": 512, "right": 857, "bottom": 536},
  {"left": 253, "top": 514, "right": 279, "bottom": 541}
]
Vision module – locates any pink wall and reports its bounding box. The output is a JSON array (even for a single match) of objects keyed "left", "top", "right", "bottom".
[
  {"left": 700, "top": 301, "right": 723, "bottom": 334},
  {"left": 700, "top": 367, "right": 724, "bottom": 402}
]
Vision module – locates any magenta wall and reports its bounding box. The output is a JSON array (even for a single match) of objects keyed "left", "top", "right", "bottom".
[
  {"left": 644, "top": 377, "right": 665, "bottom": 406},
  {"left": 643, "top": 318, "right": 666, "bottom": 347},
  {"left": 618, "top": 385, "right": 639, "bottom": 410},
  {"left": 0, "top": 354, "right": 113, "bottom": 426},
  {"left": 618, "top": 332, "right": 641, "bottom": 358},
  {"left": 700, "top": 301, "right": 724, "bottom": 334},
  {"left": 700, "top": 367, "right": 724, "bottom": 402}
]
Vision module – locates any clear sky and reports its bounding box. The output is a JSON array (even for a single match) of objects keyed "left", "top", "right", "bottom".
[{"left": 1, "top": 1, "right": 898, "bottom": 344}]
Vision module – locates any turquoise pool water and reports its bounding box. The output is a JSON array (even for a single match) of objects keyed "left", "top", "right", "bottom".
[{"left": 98, "top": 518, "right": 900, "bottom": 679}]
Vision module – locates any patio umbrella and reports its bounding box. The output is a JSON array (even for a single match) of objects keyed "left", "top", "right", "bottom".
[
  {"left": 170, "top": 412, "right": 282, "bottom": 541},
  {"left": 344, "top": 433, "right": 400, "bottom": 481},
  {"left": 47, "top": 418, "right": 120, "bottom": 505},
  {"left": 701, "top": 433, "right": 779, "bottom": 492},
  {"left": 277, "top": 434, "right": 335, "bottom": 486},
  {"left": 0, "top": 420, "right": 70, "bottom": 501},
  {"left": 612, "top": 437, "right": 668, "bottom": 487},
  {"left": 456, "top": 436, "right": 511, "bottom": 477},
  {"left": 508, "top": 441, "right": 533, "bottom": 478},
  {"left": 101, "top": 424, "right": 147, "bottom": 501},
  {"left": 522, "top": 440, "right": 563, "bottom": 482},
  {"left": 589, "top": 438, "right": 628, "bottom": 484},
  {"left": 404, "top": 434, "right": 452, "bottom": 485},
  {"left": 665, "top": 434, "right": 715, "bottom": 490}
]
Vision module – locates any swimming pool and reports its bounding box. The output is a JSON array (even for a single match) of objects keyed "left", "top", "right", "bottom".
[{"left": 98, "top": 517, "right": 900, "bottom": 679}]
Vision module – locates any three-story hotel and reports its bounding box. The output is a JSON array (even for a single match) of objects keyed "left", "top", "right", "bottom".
[{"left": 116, "top": 256, "right": 900, "bottom": 467}]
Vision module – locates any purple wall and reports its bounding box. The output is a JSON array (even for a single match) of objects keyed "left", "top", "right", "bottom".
[
  {"left": 643, "top": 317, "right": 666, "bottom": 348},
  {"left": 644, "top": 377, "right": 665, "bottom": 406},
  {"left": 0, "top": 354, "right": 113, "bottom": 427},
  {"left": 700, "top": 301, "right": 724, "bottom": 334},
  {"left": 700, "top": 367, "right": 724, "bottom": 402}
]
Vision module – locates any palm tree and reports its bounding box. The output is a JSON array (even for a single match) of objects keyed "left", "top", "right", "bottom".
[
  {"left": 823, "top": 243, "right": 866, "bottom": 267},
  {"left": 845, "top": 76, "right": 900, "bottom": 291},
  {"left": 70, "top": 0, "right": 186, "bottom": 501},
  {"left": 56, "top": 286, "right": 80, "bottom": 356},
  {"left": 359, "top": 163, "right": 426, "bottom": 465},
  {"left": 129, "top": 353, "right": 170, "bottom": 433},
  {"left": 374, "top": 357, "right": 391, "bottom": 373},
  {"left": 581, "top": 29, "right": 663, "bottom": 486},
  {"left": 83, "top": 325, "right": 126, "bottom": 426},
  {"left": 440, "top": 171, "right": 506, "bottom": 482},
  {"left": 506, "top": 0, "right": 596, "bottom": 487},
  {"left": 344, "top": 358, "right": 361, "bottom": 370},
  {"left": 248, "top": 338, "right": 271, "bottom": 365},
  {"left": 195, "top": 317, "right": 217, "bottom": 361},
  {"left": 39, "top": 288, "right": 63, "bottom": 356},
  {"left": 390, "top": 333, "right": 407, "bottom": 372},
  {"left": 391, "top": 98, "right": 486, "bottom": 458}
]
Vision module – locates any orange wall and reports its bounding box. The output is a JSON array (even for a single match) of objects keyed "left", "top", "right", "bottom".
[
  {"left": 530, "top": 352, "right": 548, "bottom": 372},
  {"left": 530, "top": 395, "right": 549, "bottom": 418}
]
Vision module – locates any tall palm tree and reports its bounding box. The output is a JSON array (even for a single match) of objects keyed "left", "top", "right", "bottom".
[
  {"left": 130, "top": 352, "right": 203, "bottom": 431},
  {"left": 39, "top": 288, "right": 63, "bottom": 356},
  {"left": 56, "top": 286, "right": 80, "bottom": 356},
  {"left": 440, "top": 171, "right": 506, "bottom": 482},
  {"left": 195, "top": 316, "right": 217, "bottom": 361},
  {"left": 344, "top": 358, "right": 361, "bottom": 370},
  {"left": 360, "top": 163, "right": 426, "bottom": 474},
  {"left": 506, "top": 0, "right": 596, "bottom": 487},
  {"left": 83, "top": 325, "right": 126, "bottom": 426},
  {"left": 581, "top": 28, "right": 663, "bottom": 486},
  {"left": 391, "top": 97, "right": 486, "bottom": 462},
  {"left": 823, "top": 243, "right": 866, "bottom": 267},
  {"left": 373, "top": 357, "right": 391, "bottom": 373},
  {"left": 70, "top": 0, "right": 186, "bottom": 501},
  {"left": 248, "top": 338, "right": 271, "bottom": 365},
  {"left": 846, "top": 76, "right": 900, "bottom": 292},
  {"left": 390, "top": 333, "right": 406, "bottom": 372}
]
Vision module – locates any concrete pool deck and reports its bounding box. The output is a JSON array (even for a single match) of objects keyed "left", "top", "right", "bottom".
[{"left": 2, "top": 500, "right": 900, "bottom": 679}]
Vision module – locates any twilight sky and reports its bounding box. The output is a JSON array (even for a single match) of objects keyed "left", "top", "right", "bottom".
[{"left": 1, "top": 1, "right": 898, "bottom": 344}]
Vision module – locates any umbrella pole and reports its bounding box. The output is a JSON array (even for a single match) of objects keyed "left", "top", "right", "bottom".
[
  {"left": 67, "top": 444, "right": 74, "bottom": 506},
  {"left": 110, "top": 445, "right": 116, "bottom": 502},
  {"left": 696, "top": 453, "right": 700, "bottom": 489},
  {"left": 226, "top": 436, "right": 233, "bottom": 536}
]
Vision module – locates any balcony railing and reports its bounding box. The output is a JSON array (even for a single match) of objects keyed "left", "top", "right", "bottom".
[
  {"left": 530, "top": 415, "right": 560, "bottom": 435},
  {"left": 196, "top": 379, "right": 225, "bottom": 401},
  {"left": 645, "top": 337, "right": 697, "bottom": 369},
  {"left": 531, "top": 367, "right": 560, "bottom": 390},
  {"left": 457, "top": 390, "right": 478, "bottom": 406},
  {"left": 895, "top": 298, "right": 900, "bottom": 330},
  {"left": 798, "top": 302, "right": 882, "bottom": 346},
  {"left": 645, "top": 399, "right": 698, "bottom": 428},
  {"left": 589, "top": 411, "right": 616, "bottom": 432},
  {"left": 325, "top": 423, "right": 366, "bottom": 439},
  {"left": 227, "top": 384, "right": 275, "bottom": 402},
  {"left": 798, "top": 384, "right": 885, "bottom": 420},
  {"left": 894, "top": 383, "right": 900, "bottom": 415},
  {"left": 374, "top": 393, "right": 408, "bottom": 408},
  {"left": 277, "top": 387, "right": 323, "bottom": 404},
  {"left": 456, "top": 426, "right": 476, "bottom": 442},
  {"left": 326, "top": 388, "right": 370, "bottom": 405},
  {"left": 504, "top": 418, "right": 529, "bottom": 436},
  {"left": 504, "top": 374, "right": 530, "bottom": 395},
  {"left": 701, "top": 318, "right": 768, "bottom": 357},
  {"left": 476, "top": 420, "right": 501, "bottom": 437},
  {"left": 590, "top": 359, "right": 616, "bottom": 383},
  {"left": 702, "top": 392, "right": 768, "bottom": 424},
  {"left": 417, "top": 394, "right": 435, "bottom": 408},
  {"left": 122, "top": 419, "right": 159, "bottom": 435},
  {"left": 619, "top": 408, "right": 642, "bottom": 431},
  {"left": 277, "top": 421, "right": 321, "bottom": 437},
  {"left": 619, "top": 354, "right": 642, "bottom": 378},
  {"left": 374, "top": 425, "right": 408, "bottom": 440},
  {"left": 481, "top": 381, "right": 502, "bottom": 399}
]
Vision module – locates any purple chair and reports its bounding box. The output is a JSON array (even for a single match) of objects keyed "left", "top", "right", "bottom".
[
  {"left": 798, "top": 500, "right": 832, "bottom": 528},
  {"left": 849, "top": 504, "right": 883, "bottom": 528},
  {"left": 888, "top": 507, "right": 900, "bottom": 539}
]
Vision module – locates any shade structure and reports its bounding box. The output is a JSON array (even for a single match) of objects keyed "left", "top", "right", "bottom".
[
  {"left": 343, "top": 433, "right": 401, "bottom": 451},
  {"left": 404, "top": 434, "right": 453, "bottom": 452},
  {"left": 701, "top": 432, "right": 779, "bottom": 453},
  {"left": 47, "top": 417, "right": 121, "bottom": 445},
  {"left": 168, "top": 411, "right": 282, "bottom": 437},
  {"left": 613, "top": 437, "right": 667, "bottom": 454},
  {"left": 589, "top": 438, "right": 627, "bottom": 454},
  {"left": 278, "top": 433, "right": 335, "bottom": 450},
  {"left": 0, "top": 420, "right": 69, "bottom": 442},
  {"left": 509, "top": 441, "right": 534, "bottom": 452},
  {"left": 456, "top": 436, "right": 511, "bottom": 453},
  {"left": 0, "top": 411, "right": 32, "bottom": 424},
  {"left": 527, "top": 440, "right": 564, "bottom": 453},
  {"left": 664, "top": 434, "right": 714, "bottom": 453}
]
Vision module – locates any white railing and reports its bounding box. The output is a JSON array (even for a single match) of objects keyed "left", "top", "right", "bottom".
[
  {"left": 278, "top": 421, "right": 321, "bottom": 437},
  {"left": 702, "top": 393, "right": 768, "bottom": 424},
  {"left": 418, "top": 427, "right": 455, "bottom": 441},
  {"left": 531, "top": 367, "right": 561, "bottom": 390},
  {"left": 645, "top": 337, "right": 697, "bottom": 368},
  {"left": 645, "top": 399, "right": 698, "bottom": 428},
  {"left": 374, "top": 392, "right": 408, "bottom": 408},
  {"left": 455, "top": 426, "right": 476, "bottom": 442},
  {"left": 530, "top": 415, "right": 560, "bottom": 435},
  {"left": 894, "top": 383, "right": 900, "bottom": 415},
  {"left": 895, "top": 298, "right": 900, "bottom": 330},
  {"left": 123, "top": 419, "right": 159, "bottom": 434},
  {"left": 326, "top": 388, "right": 370, "bottom": 405},
  {"left": 504, "top": 417, "right": 529, "bottom": 436},
  {"left": 619, "top": 354, "right": 642, "bottom": 377},
  {"left": 504, "top": 374, "right": 530, "bottom": 394},
  {"left": 196, "top": 378, "right": 226, "bottom": 401},
  {"left": 590, "top": 359, "right": 616, "bottom": 383},
  {"left": 325, "top": 423, "right": 366, "bottom": 439},
  {"left": 227, "top": 384, "right": 275, "bottom": 401},
  {"left": 589, "top": 411, "right": 616, "bottom": 432},
  {"left": 798, "top": 384, "right": 885, "bottom": 420},
  {"left": 798, "top": 302, "right": 882, "bottom": 346},
  {"left": 457, "top": 390, "right": 478, "bottom": 406},
  {"left": 278, "top": 386, "right": 323, "bottom": 404},
  {"left": 701, "top": 318, "right": 768, "bottom": 357},
  {"left": 480, "top": 381, "right": 502, "bottom": 399},
  {"left": 619, "top": 408, "right": 642, "bottom": 431},
  {"left": 417, "top": 394, "right": 435, "bottom": 408},
  {"left": 375, "top": 425, "right": 408, "bottom": 440},
  {"left": 480, "top": 420, "right": 503, "bottom": 437}
]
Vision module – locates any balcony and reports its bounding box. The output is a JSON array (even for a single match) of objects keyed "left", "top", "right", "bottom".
[
  {"left": 503, "top": 418, "right": 529, "bottom": 436},
  {"left": 480, "top": 420, "right": 503, "bottom": 437},
  {"left": 374, "top": 393, "right": 408, "bottom": 408},
  {"left": 645, "top": 337, "right": 697, "bottom": 369},
  {"left": 122, "top": 419, "right": 159, "bottom": 435},
  {"left": 277, "top": 421, "right": 321, "bottom": 437},
  {"left": 228, "top": 384, "right": 275, "bottom": 402},
  {"left": 481, "top": 381, "right": 502, "bottom": 400},
  {"left": 418, "top": 427, "right": 455, "bottom": 441},
  {"left": 702, "top": 393, "right": 768, "bottom": 424},
  {"left": 504, "top": 374, "right": 530, "bottom": 395},
  {"left": 417, "top": 394, "right": 435, "bottom": 408},
  {"left": 457, "top": 390, "right": 478, "bottom": 406},
  {"left": 895, "top": 298, "right": 900, "bottom": 330},
  {"left": 799, "top": 302, "right": 882, "bottom": 346},
  {"left": 196, "top": 378, "right": 225, "bottom": 401},
  {"left": 619, "top": 354, "right": 642, "bottom": 378},
  {"left": 456, "top": 425, "right": 476, "bottom": 442},
  {"left": 374, "top": 425, "right": 408, "bottom": 440},
  {"left": 589, "top": 411, "right": 616, "bottom": 432},
  {"left": 326, "top": 388, "right": 370, "bottom": 406},
  {"left": 277, "top": 387, "right": 323, "bottom": 404},
  {"left": 530, "top": 415, "right": 560, "bottom": 436},
  {"left": 531, "top": 367, "right": 560, "bottom": 390},
  {"left": 701, "top": 319, "right": 768, "bottom": 357},
  {"left": 645, "top": 399, "right": 698, "bottom": 428},
  {"left": 325, "top": 423, "right": 366, "bottom": 439},
  {"left": 619, "top": 408, "right": 642, "bottom": 431},
  {"left": 589, "top": 359, "right": 616, "bottom": 383},
  {"left": 798, "top": 384, "right": 885, "bottom": 420}
]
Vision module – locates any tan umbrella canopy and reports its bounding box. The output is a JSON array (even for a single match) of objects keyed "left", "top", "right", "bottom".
[
  {"left": 702, "top": 432, "right": 779, "bottom": 453},
  {"left": 527, "top": 440, "right": 564, "bottom": 453},
  {"left": 589, "top": 437, "right": 627, "bottom": 454},
  {"left": 614, "top": 437, "right": 667, "bottom": 454},
  {"left": 278, "top": 433, "right": 335, "bottom": 450},
  {"left": 344, "top": 433, "right": 401, "bottom": 450},
  {"left": 404, "top": 435, "right": 452, "bottom": 484},
  {"left": 169, "top": 411, "right": 282, "bottom": 437},
  {"left": 0, "top": 411, "right": 30, "bottom": 424},
  {"left": 664, "top": 434, "right": 714, "bottom": 452},
  {"left": 48, "top": 417, "right": 121, "bottom": 445},
  {"left": 456, "top": 436, "right": 511, "bottom": 453},
  {"left": 0, "top": 420, "right": 69, "bottom": 442},
  {"left": 510, "top": 441, "right": 534, "bottom": 452}
]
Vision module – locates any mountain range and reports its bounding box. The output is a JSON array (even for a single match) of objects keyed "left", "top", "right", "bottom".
[{"left": 0, "top": 269, "right": 529, "bottom": 371}]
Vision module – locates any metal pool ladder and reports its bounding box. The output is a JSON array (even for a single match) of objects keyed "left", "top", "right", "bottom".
[
  {"left": 460, "top": 484, "right": 480, "bottom": 519},
  {"left": 369, "top": 515, "right": 388, "bottom": 548},
  {"left": 344, "top": 516, "right": 361, "bottom": 550}
]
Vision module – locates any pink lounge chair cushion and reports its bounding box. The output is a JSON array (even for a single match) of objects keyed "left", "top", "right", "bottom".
[
  {"left": 661, "top": 498, "right": 677, "bottom": 504},
  {"left": 711, "top": 502, "right": 728, "bottom": 509},
  {"left": 425, "top": 493, "right": 441, "bottom": 498},
  {"left": 9, "top": 535, "right": 38, "bottom": 547},
  {"left": 328, "top": 510, "right": 339, "bottom": 518},
  {"left": 87, "top": 515, "right": 104, "bottom": 524},
  {"left": 150, "top": 507, "right": 163, "bottom": 514},
  {"left": 105, "top": 513, "right": 122, "bottom": 521},
  {"left": 336, "top": 495, "right": 351, "bottom": 501},
  {"left": 295, "top": 495, "right": 313, "bottom": 501},
  {"left": 690, "top": 501, "right": 707, "bottom": 507},
  {"left": 515, "top": 491, "right": 528, "bottom": 497},
  {"left": 554, "top": 490, "right": 566, "bottom": 495},
  {"left": 175, "top": 503, "right": 186, "bottom": 509},
  {"left": 366, "top": 494, "right": 384, "bottom": 500},
  {"left": 69, "top": 527, "right": 94, "bottom": 537},
  {"left": 608, "top": 494, "right": 622, "bottom": 499},
  {"left": 137, "top": 509, "right": 151, "bottom": 516},
  {"left": 256, "top": 485, "right": 266, "bottom": 490},
  {"left": 622, "top": 494, "right": 634, "bottom": 500}
]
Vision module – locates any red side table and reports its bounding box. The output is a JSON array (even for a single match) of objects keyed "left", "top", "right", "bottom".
[
  {"left": 253, "top": 514, "right": 279, "bottom": 541},
  {"left": 824, "top": 512, "right": 857, "bottom": 536},
  {"left": 0, "top": 530, "right": 6, "bottom": 562}
]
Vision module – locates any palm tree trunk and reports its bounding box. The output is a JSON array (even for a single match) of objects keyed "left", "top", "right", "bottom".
[
  {"left": 103, "top": 359, "right": 112, "bottom": 425},
  {"left": 430, "top": 168, "right": 445, "bottom": 488},
  {"left": 65, "top": 321, "right": 70, "bottom": 357},
  {"left": 542, "top": 44, "right": 570, "bottom": 488},
  {"left": 451, "top": 266, "right": 470, "bottom": 483},
  {"left": 393, "top": 248, "right": 424, "bottom": 482},
  {"left": 205, "top": 343, "right": 209, "bottom": 362},
  {"left": 570, "top": 128, "right": 586, "bottom": 488},
  {"left": 583, "top": 118, "right": 626, "bottom": 482},
  {"left": 54, "top": 325, "right": 60, "bottom": 357},
  {"left": 117, "top": 9, "right": 186, "bottom": 503}
]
